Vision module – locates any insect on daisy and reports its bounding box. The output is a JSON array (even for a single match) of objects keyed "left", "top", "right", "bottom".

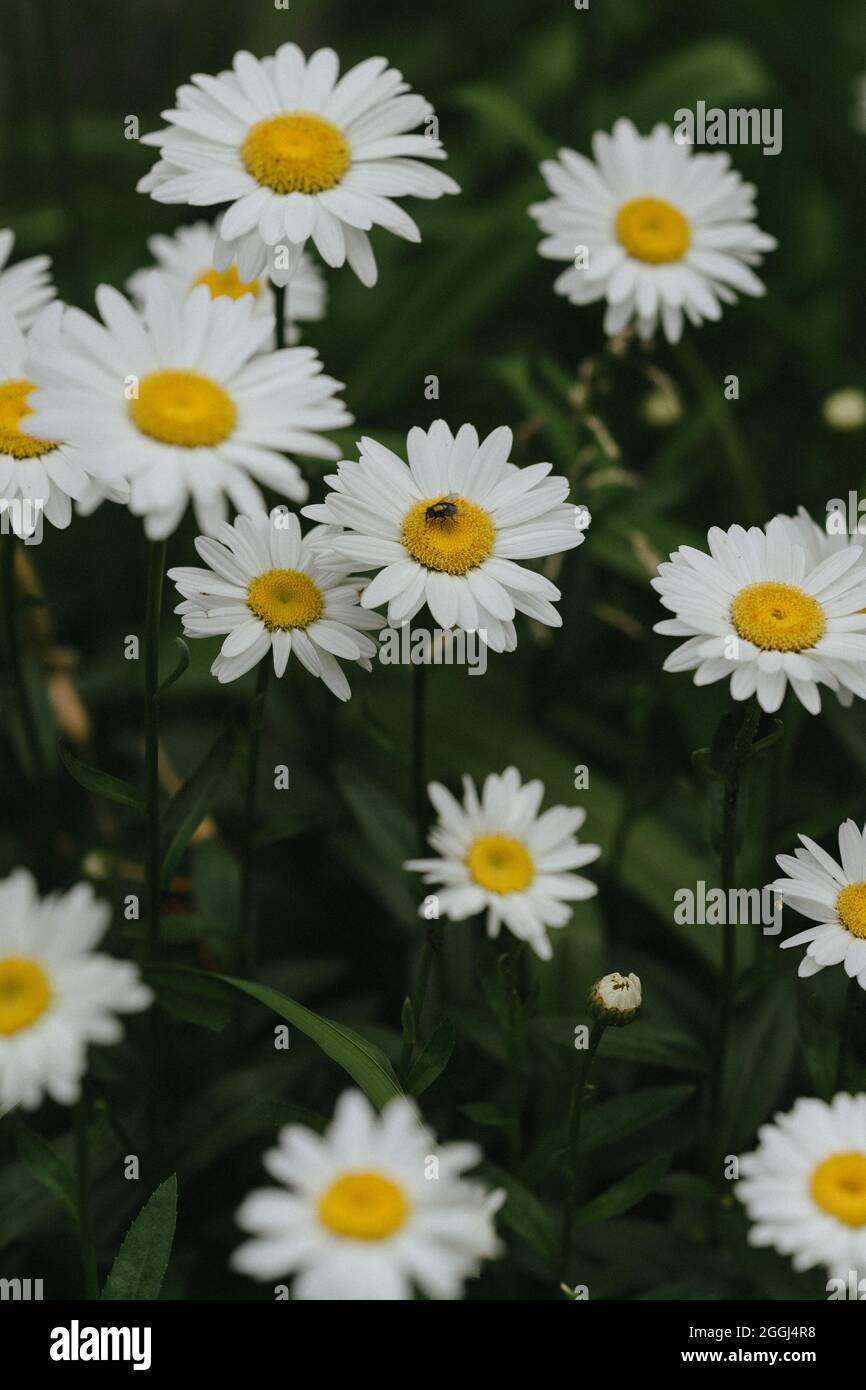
[
  {"left": 302, "top": 420, "right": 588, "bottom": 652},
  {"left": 138, "top": 45, "right": 459, "bottom": 288},
  {"left": 127, "top": 220, "right": 327, "bottom": 346},
  {"left": 774, "top": 819, "right": 866, "bottom": 990},
  {"left": 737, "top": 1093, "right": 866, "bottom": 1280},
  {"left": 169, "top": 508, "right": 384, "bottom": 697},
  {"left": 405, "top": 767, "right": 600, "bottom": 961},
  {"left": 232, "top": 1088, "right": 504, "bottom": 1299},
  {"left": 23, "top": 279, "right": 351, "bottom": 540},
  {"left": 529, "top": 118, "right": 776, "bottom": 343},
  {"left": 0, "top": 869, "right": 152, "bottom": 1111},
  {"left": 0, "top": 228, "right": 55, "bottom": 331},
  {"left": 653, "top": 517, "right": 866, "bottom": 714}
]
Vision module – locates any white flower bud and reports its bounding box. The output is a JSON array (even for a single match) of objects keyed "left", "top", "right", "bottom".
[
  {"left": 589, "top": 971, "right": 642, "bottom": 1026},
  {"left": 822, "top": 388, "right": 866, "bottom": 432}
]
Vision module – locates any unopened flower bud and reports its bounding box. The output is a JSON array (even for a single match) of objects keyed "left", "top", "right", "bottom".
[
  {"left": 822, "top": 388, "right": 866, "bottom": 432},
  {"left": 589, "top": 971, "right": 641, "bottom": 1026}
]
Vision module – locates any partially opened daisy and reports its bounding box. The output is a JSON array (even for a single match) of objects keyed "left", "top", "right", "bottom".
[
  {"left": 529, "top": 118, "right": 776, "bottom": 342},
  {"left": 138, "top": 45, "right": 459, "bottom": 287},
  {"left": 127, "top": 219, "right": 326, "bottom": 345},
  {"left": 169, "top": 508, "right": 384, "bottom": 697},
  {"left": 232, "top": 1088, "right": 503, "bottom": 1299},
  {"left": 23, "top": 278, "right": 350, "bottom": 539},
  {"left": 737, "top": 1093, "right": 866, "bottom": 1280},
  {"left": 405, "top": 767, "right": 600, "bottom": 961},
  {"left": 0, "top": 869, "right": 151, "bottom": 1111},
  {"left": 775, "top": 819, "right": 866, "bottom": 990},
  {"left": 653, "top": 517, "right": 866, "bottom": 714},
  {"left": 302, "top": 421, "right": 587, "bottom": 653},
  {"left": 0, "top": 229, "right": 55, "bottom": 330}
]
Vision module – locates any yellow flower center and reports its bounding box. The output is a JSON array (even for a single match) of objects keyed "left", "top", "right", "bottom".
[
  {"left": 811, "top": 1152, "right": 866, "bottom": 1227},
  {"left": 192, "top": 264, "right": 261, "bottom": 301},
  {"left": 242, "top": 112, "right": 350, "bottom": 195},
  {"left": 318, "top": 1170, "right": 409, "bottom": 1240},
  {"left": 836, "top": 882, "right": 866, "bottom": 939},
  {"left": 129, "top": 369, "right": 236, "bottom": 448},
  {"left": 730, "top": 581, "right": 825, "bottom": 652},
  {"left": 246, "top": 567, "right": 323, "bottom": 631},
  {"left": 0, "top": 380, "right": 58, "bottom": 459},
  {"left": 615, "top": 196, "right": 691, "bottom": 264},
  {"left": 402, "top": 496, "right": 495, "bottom": 575},
  {"left": 0, "top": 957, "right": 52, "bottom": 1035},
  {"left": 467, "top": 833, "right": 534, "bottom": 894}
]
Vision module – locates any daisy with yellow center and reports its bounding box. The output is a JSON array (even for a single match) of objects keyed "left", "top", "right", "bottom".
[
  {"left": 233, "top": 1088, "right": 503, "bottom": 1299},
  {"left": 138, "top": 44, "right": 459, "bottom": 288},
  {"left": 530, "top": 117, "right": 776, "bottom": 343},
  {"left": 776, "top": 818, "right": 866, "bottom": 992},
  {"left": 405, "top": 767, "right": 600, "bottom": 961},
  {"left": 304, "top": 420, "right": 589, "bottom": 654},
  {"left": 738, "top": 1094, "right": 866, "bottom": 1278},
  {"left": 653, "top": 517, "right": 866, "bottom": 715},
  {"left": 0, "top": 869, "right": 151, "bottom": 1111},
  {"left": 169, "top": 509, "right": 384, "bottom": 698}
]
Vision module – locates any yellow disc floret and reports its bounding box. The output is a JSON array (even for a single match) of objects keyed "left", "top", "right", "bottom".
[
  {"left": 246, "top": 567, "right": 324, "bottom": 631},
  {"left": 242, "top": 112, "right": 350, "bottom": 195},
  {"left": 811, "top": 1152, "right": 866, "bottom": 1227},
  {"left": 615, "top": 196, "right": 690, "bottom": 264},
  {"left": 0, "top": 380, "right": 58, "bottom": 458},
  {"left": 129, "top": 369, "right": 236, "bottom": 448},
  {"left": 402, "top": 496, "right": 495, "bottom": 575},
  {"left": 836, "top": 882, "right": 866, "bottom": 939},
  {"left": 318, "top": 1171, "right": 409, "bottom": 1240},
  {"left": 467, "top": 833, "right": 534, "bottom": 895},
  {"left": 0, "top": 957, "right": 52, "bottom": 1035},
  {"left": 193, "top": 265, "right": 261, "bottom": 301},
  {"left": 731, "top": 581, "right": 825, "bottom": 652}
]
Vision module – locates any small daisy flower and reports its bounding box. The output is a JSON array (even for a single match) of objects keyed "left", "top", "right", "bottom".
[
  {"left": 232, "top": 1088, "right": 503, "bottom": 1299},
  {"left": 737, "top": 1093, "right": 866, "bottom": 1280},
  {"left": 127, "top": 220, "right": 326, "bottom": 346},
  {"left": 302, "top": 420, "right": 587, "bottom": 653},
  {"left": 775, "top": 819, "right": 866, "bottom": 990},
  {"left": 0, "top": 869, "right": 152, "bottom": 1111},
  {"left": 23, "top": 278, "right": 351, "bottom": 540},
  {"left": 589, "top": 971, "right": 642, "bottom": 1026},
  {"left": 0, "top": 305, "right": 99, "bottom": 537},
  {"left": 138, "top": 45, "right": 459, "bottom": 288},
  {"left": 529, "top": 118, "right": 776, "bottom": 343},
  {"left": 405, "top": 767, "right": 600, "bottom": 961},
  {"left": 169, "top": 509, "right": 384, "bottom": 697},
  {"left": 0, "top": 229, "right": 55, "bottom": 330},
  {"left": 652, "top": 517, "right": 866, "bottom": 714}
]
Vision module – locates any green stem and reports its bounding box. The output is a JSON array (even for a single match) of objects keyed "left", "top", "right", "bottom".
[
  {"left": 505, "top": 941, "right": 528, "bottom": 1167},
  {"left": 674, "top": 339, "right": 765, "bottom": 523},
  {"left": 144, "top": 539, "right": 167, "bottom": 958},
  {"left": 2, "top": 534, "right": 46, "bottom": 779},
  {"left": 560, "top": 1018, "right": 606, "bottom": 1276},
  {"left": 398, "top": 661, "right": 440, "bottom": 1082},
  {"left": 239, "top": 660, "right": 271, "bottom": 974},
  {"left": 274, "top": 282, "right": 287, "bottom": 351},
  {"left": 836, "top": 978, "right": 859, "bottom": 1091},
  {"left": 74, "top": 1097, "right": 98, "bottom": 1300}
]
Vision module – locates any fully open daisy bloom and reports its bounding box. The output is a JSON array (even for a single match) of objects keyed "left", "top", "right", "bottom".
[
  {"left": 0, "top": 229, "right": 55, "bottom": 330},
  {"left": 232, "top": 1088, "right": 503, "bottom": 1299},
  {"left": 169, "top": 509, "right": 384, "bottom": 697},
  {"left": 775, "top": 819, "right": 866, "bottom": 990},
  {"left": 138, "top": 45, "right": 459, "bottom": 288},
  {"left": 0, "top": 869, "right": 151, "bottom": 1111},
  {"left": 737, "top": 1093, "right": 866, "bottom": 1279},
  {"left": 653, "top": 517, "right": 866, "bottom": 714},
  {"left": 127, "top": 219, "right": 326, "bottom": 346},
  {"left": 303, "top": 421, "right": 587, "bottom": 652},
  {"left": 405, "top": 767, "right": 600, "bottom": 961},
  {"left": 23, "top": 279, "right": 350, "bottom": 540},
  {"left": 529, "top": 118, "right": 776, "bottom": 342}
]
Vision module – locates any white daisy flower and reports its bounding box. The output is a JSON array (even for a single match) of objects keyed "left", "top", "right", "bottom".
[
  {"left": 23, "top": 278, "right": 351, "bottom": 540},
  {"left": 0, "top": 229, "right": 55, "bottom": 330},
  {"left": 232, "top": 1087, "right": 503, "bottom": 1299},
  {"left": 737, "top": 1092, "right": 866, "bottom": 1280},
  {"left": 405, "top": 767, "right": 600, "bottom": 961},
  {"left": 0, "top": 869, "right": 151, "bottom": 1111},
  {"left": 652, "top": 517, "right": 866, "bottom": 714},
  {"left": 529, "top": 117, "right": 776, "bottom": 343},
  {"left": 168, "top": 508, "right": 384, "bottom": 698},
  {"left": 138, "top": 45, "right": 459, "bottom": 288},
  {"left": 775, "top": 819, "right": 866, "bottom": 990},
  {"left": 0, "top": 305, "right": 100, "bottom": 537},
  {"left": 302, "top": 420, "right": 587, "bottom": 653},
  {"left": 127, "top": 219, "right": 326, "bottom": 346}
]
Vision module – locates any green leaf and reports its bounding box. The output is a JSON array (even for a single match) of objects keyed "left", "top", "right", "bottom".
[
  {"left": 157, "top": 637, "right": 190, "bottom": 698},
  {"left": 15, "top": 1123, "right": 78, "bottom": 1222},
  {"left": 58, "top": 743, "right": 143, "bottom": 811},
  {"left": 573, "top": 1150, "right": 672, "bottom": 1228},
  {"left": 102, "top": 1174, "right": 177, "bottom": 1300},
  {"left": 479, "top": 1161, "right": 557, "bottom": 1264},
  {"left": 160, "top": 719, "right": 240, "bottom": 886},
  {"left": 721, "top": 977, "right": 798, "bottom": 1150},
  {"left": 452, "top": 84, "right": 553, "bottom": 161},
  {"left": 406, "top": 1019, "right": 455, "bottom": 1097},
  {"left": 460, "top": 1101, "right": 511, "bottom": 1129},
  {"left": 147, "top": 966, "right": 232, "bottom": 1032},
  {"left": 579, "top": 1085, "right": 696, "bottom": 1155},
  {"left": 217, "top": 974, "right": 403, "bottom": 1108},
  {"left": 621, "top": 38, "right": 770, "bottom": 127}
]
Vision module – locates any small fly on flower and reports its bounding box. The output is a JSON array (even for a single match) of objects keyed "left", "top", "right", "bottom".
[{"left": 425, "top": 494, "right": 460, "bottom": 522}]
